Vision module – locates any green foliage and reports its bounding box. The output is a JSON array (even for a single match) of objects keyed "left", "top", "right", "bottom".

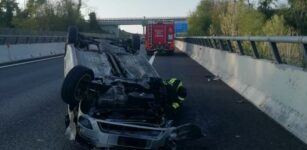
[
  {"left": 219, "top": 1, "right": 265, "bottom": 36},
  {"left": 261, "top": 15, "right": 303, "bottom": 66},
  {"left": 262, "top": 15, "right": 292, "bottom": 35},
  {"left": 1, "top": 0, "right": 103, "bottom": 33},
  {"left": 188, "top": 0, "right": 307, "bottom": 36},
  {"left": 188, "top": 0, "right": 306, "bottom": 67},
  {"left": 258, "top": 0, "right": 277, "bottom": 18},
  {"left": 255, "top": 15, "right": 291, "bottom": 60},
  {"left": 0, "top": 0, "right": 20, "bottom": 27},
  {"left": 237, "top": 6, "right": 265, "bottom": 36},
  {"left": 188, "top": 0, "right": 214, "bottom": 36},
  {"left": 287, "top": 0, "right": 307, "bottom": 35}
]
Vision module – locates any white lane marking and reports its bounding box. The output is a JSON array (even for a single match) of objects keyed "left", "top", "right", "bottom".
[
  {"left": 148, "top": 52, "right": 157, "bottom": 65},
  {"left": 0, "top": 55, "right": 63, "bottom": 69}
]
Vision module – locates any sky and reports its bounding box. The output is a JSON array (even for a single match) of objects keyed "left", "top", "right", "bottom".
[
  {"left": 85, "top": 0, "right": 201, "bottom": 33},
  {"left": 83, "top": 0, "right": 201, "bottom": 33},
  {"left": 17, "top": 0, "right": 201, "bottom": 33},
  {"left": 16, "top": 0, "right": 288, "bottom": 33}
]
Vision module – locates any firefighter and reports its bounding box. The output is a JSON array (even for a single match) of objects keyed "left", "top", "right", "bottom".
[{"left": 164, "top": 78, "right": 187, "bottom": 111}]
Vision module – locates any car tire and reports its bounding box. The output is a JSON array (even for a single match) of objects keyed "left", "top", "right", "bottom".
[
  {"left": 61, "top": 65, "right": 94, "bottom": 106},
  {"left": 67, "top": 26, "right": 79, "bottom": 44}
]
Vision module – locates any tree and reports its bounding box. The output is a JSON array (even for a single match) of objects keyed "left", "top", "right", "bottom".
[
  {"left": 258, "top": 0, "right": 276, "bottom": 18},
  {"left": 287, "top": 0, "right": 307, "bottom": 35},
  {"left": 25, "top": 0, "right": 46, "bottom": 17},
  {"left": 88, "top": 12, "right": 102, "bottom": 32},
  {"left": 0, "top": 0, "right": 20, "bottom": 27},
  {"left": 77, "top": 0, "right": 82, "bottom": 13},
  {"left": 12, "top": 0, "right": 86, "bottom": 31},
  {"left": 188, "top": 0, "right": 219, "bottom": 35}
]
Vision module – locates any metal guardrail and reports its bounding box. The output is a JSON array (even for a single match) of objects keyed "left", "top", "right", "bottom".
[
  {"left": 0, "top": 35, "right": 66, "bottom": 45},
  {"left": 0, "top": 28, "right": 67, "bottom": 36},
  {"left": 176, "top": 36, "right": 307, "bottom": 67}
]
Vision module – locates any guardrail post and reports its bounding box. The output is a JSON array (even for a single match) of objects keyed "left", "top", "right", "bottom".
[
  {"left": 204, "top": 39, "right": 210, "bottom": 47},
  {"left": 198, "top": 39, "right": 202, "bottom": 46},
  {"left": 208, "top": 39, "right": 212, "bottom": 47},
  {"left": 201, "top": 39, "right": 206, "bottom": 46},
  {"left": 269, "top": 42, "right": 282, "bottom": 64},
  {"left": 187, "top": 38, "right": 190, "bottom": 43},
  {"left": 15, "top": 37, "right": 18, "bottom": 44},
  {"left": 0, "top": 37, "right": 5, "bottom": 45},
  {"left": 26, "top": 37, "right": 29, "bottom": 44},
  {"left": 213, "top": 39, "right": 219, "bottom": 49},
  {"left": 302, "top": 44, "right": 307, "bottom": 69},
  {"left": 207, "top": 39, "right": 214, "bottom": 48},
  {"left": 250, "top": 41, "right": 259, "bottom": 58},
  {"left": 30, "top": 37, "right": 33, "bottom": 44},
  {"left": 237, "top": 41, "right": 245, "bottom": 55},
  {"left": 219, "top": 40, "right": 227, "bottom": 51},
  {"left": 190, "top": 38, "right": 194, "bottom": 44},
  {"left": 210, "top": 39, "right": 214, "bottom": 48},
  {"left": 227, "top": 40, "right": 233, "bottom": 52}
]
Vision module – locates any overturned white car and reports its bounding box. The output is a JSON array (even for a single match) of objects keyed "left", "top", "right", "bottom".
[{"left": 61, "top": 27, "right": 202, "bottom": 149}]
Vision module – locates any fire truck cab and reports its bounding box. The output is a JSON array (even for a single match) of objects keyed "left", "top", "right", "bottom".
[{"left": 145, "top": 21, "right": 175, "bottom": 55}]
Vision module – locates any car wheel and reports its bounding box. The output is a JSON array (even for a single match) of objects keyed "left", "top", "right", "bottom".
[
  {"left": 61, "top": 65, "right": 94, "bottom": 107},
  {"left": 67, "top": 26, "right": 79, "bottom": 44}
]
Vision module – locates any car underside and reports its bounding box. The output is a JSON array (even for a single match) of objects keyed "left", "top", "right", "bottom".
[{"left": 61, "top": 26, "right": 202, "bottom": 149}]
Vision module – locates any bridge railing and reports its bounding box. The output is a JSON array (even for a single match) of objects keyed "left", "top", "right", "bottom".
[
  {"left": 0, "top": 35, "right": 66, "bottom": 45},
  {"left": 176, "top": 36, "right": 307, "bottom": 68}
]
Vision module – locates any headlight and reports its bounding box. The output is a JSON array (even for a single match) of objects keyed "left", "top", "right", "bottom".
[{"left": 79, "top": 116, "right": 93, "bottom": 129}]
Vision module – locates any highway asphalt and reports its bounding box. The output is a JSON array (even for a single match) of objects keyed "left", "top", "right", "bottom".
[{"left": 0, "top": 47, "right": 306, "bottom": 150}]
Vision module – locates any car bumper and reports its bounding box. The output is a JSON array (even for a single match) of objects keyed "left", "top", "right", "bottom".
[
  {"left": 77, "top": 114, "right": 174, "bottom": 149},
  {"left": 146, "top": 44, "right": 174, "bottom": 52}
]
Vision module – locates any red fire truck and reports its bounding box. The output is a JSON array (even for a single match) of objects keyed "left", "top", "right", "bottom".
[{"left": 145, "top": 21, "right": 175, "bottom": 55}]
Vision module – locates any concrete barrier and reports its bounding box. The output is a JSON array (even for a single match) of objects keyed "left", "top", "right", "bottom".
[
  {"left": 176, "top": 40, "right": 307, "bottom": 144},
  {"left": 0, "top": 42, "right": 65, "bottom": 65}
]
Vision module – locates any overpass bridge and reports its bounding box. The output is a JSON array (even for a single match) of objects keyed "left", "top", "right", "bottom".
[
  {"left": 97, "top": 16, "right": 187, "bottom": 37},
  {"left": 97, "top": 16, "right": 187, "bottom": 25},
  {"left": 0, "top": 34, "right": 307, "bottom": 150}
]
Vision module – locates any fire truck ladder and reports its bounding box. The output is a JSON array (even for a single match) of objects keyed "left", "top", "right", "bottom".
[{"left": 148, "top": 25, "right": 153, "bottom": 48}]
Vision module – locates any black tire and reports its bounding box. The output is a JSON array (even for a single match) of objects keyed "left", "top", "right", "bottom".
[
  {"left": 61, "top": 65, "right": 94, "bottom": 106},
  {"left": 131, "top": 34, "right": 141, "bottom": 50},
  {"left": 67, "top": 26, "right": 79, "bottom": 44}
]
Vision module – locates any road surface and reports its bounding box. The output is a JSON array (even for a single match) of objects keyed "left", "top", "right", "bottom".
[{"left": 0, "top": 47, "right": 306, "bottom": 150}]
